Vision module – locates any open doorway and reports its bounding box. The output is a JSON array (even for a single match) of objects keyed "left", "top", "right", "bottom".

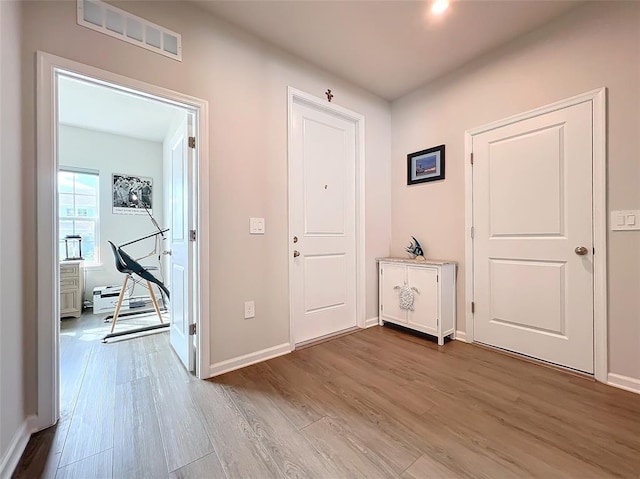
[
  {"left": 35, "top": 52, "right": 210, "bottom": 433},
  {"left": 56, "top": 73, "right": 194, "bottom": 424}
]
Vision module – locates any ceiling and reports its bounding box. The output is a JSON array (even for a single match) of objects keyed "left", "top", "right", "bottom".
[
  {"left": 58, "top": 75, "right": 185, "bottom": 142},
  {"left": 195, "top": 0, "right": 581, "bottom": 100}
]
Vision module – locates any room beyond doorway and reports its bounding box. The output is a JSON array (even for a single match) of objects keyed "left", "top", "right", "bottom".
[{"left": 35, "top": 52, "right": 211, "bottom": 433}]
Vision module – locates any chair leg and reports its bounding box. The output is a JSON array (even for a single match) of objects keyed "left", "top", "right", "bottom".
[
  {"left": 110, "top": 275, "right": 129, "bottom": 333},
  {"left": 147, "top": 281, "right": 164, "bottom": 324}
]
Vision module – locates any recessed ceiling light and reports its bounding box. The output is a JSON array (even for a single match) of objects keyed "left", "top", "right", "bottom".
[{"left": 431, "top": 0, "right": 450, "bottom": 15}]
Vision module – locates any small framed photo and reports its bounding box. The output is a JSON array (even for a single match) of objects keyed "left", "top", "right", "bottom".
[{"left": 407, "top": 145, "right": 445, "bottom": 185}]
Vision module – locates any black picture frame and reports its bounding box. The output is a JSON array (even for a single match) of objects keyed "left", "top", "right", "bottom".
[{"left": 407, "top": 145, "right": 445, "bottom": 185}]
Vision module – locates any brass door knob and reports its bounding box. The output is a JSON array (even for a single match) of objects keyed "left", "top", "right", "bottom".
[{"left": 575, "top": 246, "right": 589, "bottom": 256}]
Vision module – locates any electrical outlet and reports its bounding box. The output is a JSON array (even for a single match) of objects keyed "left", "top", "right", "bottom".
[
  {"left": 244, "top": 300, "right": 255, "bottom": 319},
  {"left": 250, "top": 217, "right": 265, "bottom": 234}
]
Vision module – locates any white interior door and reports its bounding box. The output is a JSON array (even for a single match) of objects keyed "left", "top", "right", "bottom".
[
  {"left": 290, "top": 100, "right": 357, "bottom": 344},
  {"left": 168, "top": 114, "right": 194, "bottom": 371},
  {"left": 473, "top": 101, "right": 594, "bottom": 373}
]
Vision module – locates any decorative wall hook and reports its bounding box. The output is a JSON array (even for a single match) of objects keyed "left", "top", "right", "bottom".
[{"left": 325, "top": 89, "right": 334, "bottom": 102}]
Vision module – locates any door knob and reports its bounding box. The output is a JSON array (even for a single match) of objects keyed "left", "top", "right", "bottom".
[
  {"left": 163, "top": 250, "right": 172, "bottom": 256},
  {"left": 293, "top": 250, "right": 300, "bottom": 258},
  {"left": 574, "top": 246, "right": 589, "bottom": 256}
]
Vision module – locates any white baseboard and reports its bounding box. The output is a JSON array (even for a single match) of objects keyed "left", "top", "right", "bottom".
[
  {"left": 454, "top": 330, "right": 468, "bottom": 342},
  {"left": 364, "top": 317, "right": 379, "bottom": 328},
  {"left": 607, "top": 373, "right": 640, "bottom": 395},
  {"left": 209, "top": 342, "right": 292, "bottom": 377},
  {"left": 0, "top": 415, "right": 36, "bottom": 478}
]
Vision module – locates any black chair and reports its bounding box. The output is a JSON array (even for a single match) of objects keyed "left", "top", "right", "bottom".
[{"left": 106, "top": 241, "right": 170, "bottom": 336}]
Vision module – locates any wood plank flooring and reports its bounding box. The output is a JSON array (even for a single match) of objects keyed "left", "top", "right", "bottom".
[{"left": 14, "top": 318, "right": 640, "bottom": 478}]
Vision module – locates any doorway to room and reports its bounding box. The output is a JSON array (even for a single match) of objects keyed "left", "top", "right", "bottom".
[
  {"left": 56, "top": 73, "right": 194, "bottom": 428},
  {"left": 35, "top": 52, "right": 210, "bottom": 433}
]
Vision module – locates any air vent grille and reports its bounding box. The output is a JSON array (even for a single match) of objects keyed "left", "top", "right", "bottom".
[{"left": 77, "top": 0, "right": 182, "bottom": 61}]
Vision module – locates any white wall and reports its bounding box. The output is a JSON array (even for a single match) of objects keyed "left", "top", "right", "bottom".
[
  {"left": 59, "top": 125, "right": 165, "bottom": 301},
  {"left": 0, "top": 0, "right": 27, "bottom": 472},
  {"left": 20, "top": 1, "right": 391, "bottom": 380},
  {"left": 391, "top": 2, "right": 640, "bottom": 380}
]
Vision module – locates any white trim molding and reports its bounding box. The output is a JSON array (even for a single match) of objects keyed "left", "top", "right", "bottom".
[
  {"left": 36, "top": 51, "right": 211, "bottom": 431},
  {"left": 0, "top": 416, "right": 36, "bottom": 478},
  {"left": 287, "top": 87, "right": 366, "bottom": 346},
  {"left": 210, "top": 343, "right": 292, "bottom": 377},
  {"left": 454, "top": 330, "right": 468, "bottom": 343},
  {"left": 607, "top": 373, "right": 640, "bottom": 395},
  {"left": 464, "top": 88, "right": 608, "bottom": 382},
  {"left": 365, "top": 317, "right": 379, "bottom": 328}
]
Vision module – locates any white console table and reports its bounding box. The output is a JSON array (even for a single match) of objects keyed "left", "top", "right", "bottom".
[{"left": 377, "top": 257, "right": 456, "bottom": 345}]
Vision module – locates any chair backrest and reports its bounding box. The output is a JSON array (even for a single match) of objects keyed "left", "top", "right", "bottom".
[
  {"left": 108, "top": 241, "right": 131, "bottom": 274},
  {"left": 108, "top": 241, "right": 170, "bottom": 300}
]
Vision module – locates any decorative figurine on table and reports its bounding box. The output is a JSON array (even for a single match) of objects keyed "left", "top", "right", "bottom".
[{"left": 405, "top": 236, "right": 425, "bottom": 261}]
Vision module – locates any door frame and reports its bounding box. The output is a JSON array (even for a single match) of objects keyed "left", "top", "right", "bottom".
[
  {"left": 34, "top": 51, "right": 211, "bottom": 431},
  {"left": 464, "top": 87, "right": 607, "bottom": 382},
  {"left": 287, "top": 87, "right": 366, "bottom": 346}
]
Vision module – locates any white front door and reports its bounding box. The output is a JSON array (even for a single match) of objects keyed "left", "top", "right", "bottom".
[
  {"left": 168, "top": 114, "right": 194, "bottom": 371},
  {"left": 473, "top": 101, "right": 594, "bottom": 373},
  {"left": 290, "top": 100, "right": 357, "bottom": 344}
]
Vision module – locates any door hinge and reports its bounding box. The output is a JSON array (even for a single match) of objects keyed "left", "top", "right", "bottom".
[
  {"left": 380, "top": 304, "right": 383, "bottom": 312},
  {"left": 380, "top": 268, "right": 383, "bottom": 276},
  {"left": 437, "top": 274, "right": 439, "bottom": 283},
  {"left": 593, "top": 247, "right": 595, "bottom": 255},
  {"left": 471, "top": 302, "right": 475, "bottom": 313},
  {"left": 189, "top": 230, "right": 197, "bottom": 241},
  {"left": 189, "top": 323, "right": 196, "bottom": 335},
  {"left": 470, "top": 152, "right": 474, "bottom": 165},
  {"left": 188, "top": 136, "right": 196, "bottom": 149},
  {"left": 471, "top": 227, "right": 474, "bottom": 239}
]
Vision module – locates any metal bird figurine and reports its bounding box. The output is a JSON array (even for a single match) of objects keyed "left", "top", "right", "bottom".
[{"left": 405, "top": 236, "right": 424, "bottom": 258}]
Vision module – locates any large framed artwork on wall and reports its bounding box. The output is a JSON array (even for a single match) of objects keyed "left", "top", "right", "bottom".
[{"left": 112, "top": 173, "right": 153, "bottom": 215}]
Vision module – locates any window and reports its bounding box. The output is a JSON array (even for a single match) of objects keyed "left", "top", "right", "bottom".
[{"left": 58, "top": 170, "right": 99, "bottom": 264}]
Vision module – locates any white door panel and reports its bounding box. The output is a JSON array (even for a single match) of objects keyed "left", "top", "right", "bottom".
[
  {"left": 407, "top": 267, "right": 438, "bottom": 333},
  {"left": 304, "top": 254, "right": 347, "bottom": 313},
  {"left": 381, "top": 264, "right": 407, "bottom": 324},
  {"left": 473, "top": 101, "right": 594, "bottom": 373},
  {"left": 168, "top": 114, "right": 194, "bottom": 371},
  {"left": 303, "top": 118, "right": 347, "bottom": 235},
  {"left": 489, "top": 259, "right": 566, "bottom": 334},
  {"left": 488, "top": 125, "right": 565, "bottom": 236},
  {"left": 291, "top": 101, "right": 356, "bottom": 344}
]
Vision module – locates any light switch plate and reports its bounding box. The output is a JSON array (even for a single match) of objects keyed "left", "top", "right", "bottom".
[
  {"left": 250, "top": 217, "right": 265, "bottom": 234},
  {"left": 611, "top": 210, "right": 640, "bottom": 231}
]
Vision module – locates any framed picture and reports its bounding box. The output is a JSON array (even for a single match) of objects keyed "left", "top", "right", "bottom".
[
  {"left": 407, "top": 145, "right": 445, "bottom": 185},
  {"left": 112, "top": 173, "right": 153, "bottom": 215}
]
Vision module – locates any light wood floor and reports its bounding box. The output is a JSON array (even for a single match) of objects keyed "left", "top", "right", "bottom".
[{"left": 14, "top": 319, "right": 640, "bottom": 478}]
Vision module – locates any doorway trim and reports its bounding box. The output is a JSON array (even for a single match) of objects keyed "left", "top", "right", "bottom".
[
  {"left": 464, "top": 87, "right": 607, "bottom": 382},
  {"left": 35, "top": 51, "right": 211, "bottom": 431},
  {"left": 287, "top": 87, "right": 366, "bottom": 347}
]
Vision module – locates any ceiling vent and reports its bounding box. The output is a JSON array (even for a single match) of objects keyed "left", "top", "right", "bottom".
[{"left": 77, "top": 0, "right": 182, "bottom": 61}]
